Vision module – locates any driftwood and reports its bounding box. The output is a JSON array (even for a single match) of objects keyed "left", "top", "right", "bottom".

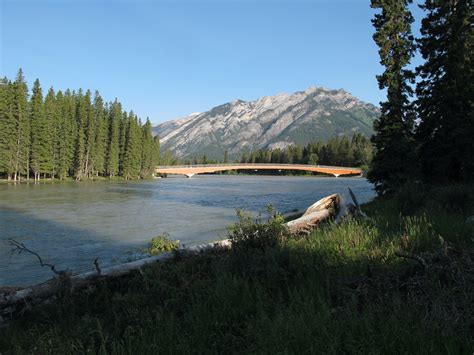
[
  {"left": 0, "top": 239, "right": 232, "bottom": 318},
  {"left": 286, "top": 194, "right": 340, "bottom": 235},
  {"left": 1, "top": 190, "right": 363, "bottom": 321},
  {"left": 303, "top": 193, "right": 339, "bottom": 216},
  {"left": 286, "top": 210, "right": 331, "bottom": 235}
]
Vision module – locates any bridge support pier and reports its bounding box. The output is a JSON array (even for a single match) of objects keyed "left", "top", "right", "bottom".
[{"left": 184, "top": 174, "right": 195, "bottom": 178}]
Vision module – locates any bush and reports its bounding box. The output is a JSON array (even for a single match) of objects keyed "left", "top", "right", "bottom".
[
  {"left": 143, "top": 233, "right": 179, "bottom": 255},
  {"left": 227, "top": 205, "right": 289, "bottom": 252}
]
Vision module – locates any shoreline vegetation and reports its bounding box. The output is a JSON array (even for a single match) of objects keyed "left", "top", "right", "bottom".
[
  {"left": 1, "top": 183, "right": 473, "bottom": 353},
  {"left": 0, "top": 172, "right": 365, "bottom": 185}
]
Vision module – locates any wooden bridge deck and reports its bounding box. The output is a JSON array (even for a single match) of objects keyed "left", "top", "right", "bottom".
[{"left": 155, "top": 164, "right": 362, "bottom": 177}]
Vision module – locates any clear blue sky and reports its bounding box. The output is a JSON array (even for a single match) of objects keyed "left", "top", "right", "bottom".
[{"left": 1, "top": 0, "right": 424, "bottom": 124}]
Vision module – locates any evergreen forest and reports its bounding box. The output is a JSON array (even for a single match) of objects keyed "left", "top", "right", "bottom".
[
  {"left": 0, "top": 71, "right": 160, "bottom": 181},
  {"left": 238, "top": 134, "right": 372, "bottom": 168}
]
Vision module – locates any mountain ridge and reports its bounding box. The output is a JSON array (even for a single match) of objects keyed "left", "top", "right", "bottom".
[{"left": 153, "top": 86, "right": 379, "bottom": 159}]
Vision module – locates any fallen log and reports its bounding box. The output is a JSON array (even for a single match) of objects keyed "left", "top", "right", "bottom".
[
  {"left": 303, "top": 193, "right": 339, "bottom": 216},
  {"left": 286, "top": 209, "right": 331, "bottom": 235},
  {"left": 286, "top": 193, "right": 342, "bottom": 235},
  {"left": 1, "top": 239, "right": 232, "bottom": 316}
]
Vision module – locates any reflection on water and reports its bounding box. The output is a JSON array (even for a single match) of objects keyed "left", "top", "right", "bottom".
[{"left": 0, "top": 176, "right": 375, "bottom": 286}]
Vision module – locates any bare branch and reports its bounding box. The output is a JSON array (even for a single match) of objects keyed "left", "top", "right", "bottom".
[
  {"left": 7, "top": 239, "right": 63, "bottom": 275},
  {"left": 348, "top": 187, "right": 360, "bottom": 210},
  {"left": 93, "top": 258, "right": 101, "bottom": 275}
]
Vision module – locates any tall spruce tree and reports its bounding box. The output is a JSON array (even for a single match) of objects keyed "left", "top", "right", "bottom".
[
  {"left": 151, "top": 135, "right": 161, "bottom": 169},
  {"left": 0, "top": 78, "right": 15, "bottom": 179},
  {"left": 55, "top": 90, "right": 72, "bottom": 179},
  {"left": 43, "top": 87, "right": 57, "bottom": 177},
  {"left": 11, "top": 69, "right": 30, "bottom": 180},
  {"left": 118, "top": 111, "right": 128, "bottom": 175},
  {"left": 368, "top": 0, "right": 417, "bottom": 194},
  {"left": 105, "top": 100, "right": 121, "bottom": 178},
  {"left": 140, "top": 118, "right": 154, "bottom": 178},
  {"left": 416, "top": 0, "right": 473, "bottom": 182},
  {"left": 122, "top": 112, "right": 142, "bottom": 179},
  {"left": 74, "top": 89, "right": 87, "bottom": 180},
  {"left": 63, "top": 89, "right": 77, "bottom": 178},
  {"left": 93, "top": 91, "right": 107, "bottom": 176},
  {"left": 29, "top": 79, "right": 45, "bottom": 180},
  {"left": 82, "top": 90, "right": 96, "bottom": 178}
]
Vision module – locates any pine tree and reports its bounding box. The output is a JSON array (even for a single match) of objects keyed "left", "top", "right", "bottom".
[
  {"left": 151, "top": 136, "right": 161, "bottom": 169},
  {"left": 63, "top": 89, "right": 77, "bottom": 178},
  {"left": 11, "top": 69, "right": 30, "bottom": 180},
  {"left": 93, "top": 91, "right": 107, "bottom": 176},
  {"left": 83, "top": 90, "right": 96, "bottom": 178},
  {"left": 43, "top": 87, "right": 57, "bottom": 177},
  {"left": 367, "top": 0, "right": 417, "bottom": 194},
  {"left": 122, "top": 112, "right": 142, "bottom": 179},
  {"left": 74, "top": 89, "right": 88, "bottom": 180},
  {"left": 29, "top": 79, "right": 44, "bottom": 180},
  {"left": 416, "top": 0, "right": 473, "bottom": 182},
  {"left": 105, "top": 100, "right": 121, "bottom": 178},
  {"left": 118, "top": 111, "right": 128, "bottom": 175},
  {"left": 140, "top": 118, "right": 154, "bottom": 178},
  {"left": 0, "top": 78, "right": 15, "bottom": 179},
  {"left": 55, "top": 90, "right": 72, "bottom": 179}
]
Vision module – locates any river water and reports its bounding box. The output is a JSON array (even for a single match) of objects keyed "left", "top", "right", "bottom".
[{"left": 0, "top": 176, "right": 375, "bottom": 286}]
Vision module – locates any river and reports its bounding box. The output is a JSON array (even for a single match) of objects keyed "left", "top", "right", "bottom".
[{"left": 0, "top": 175, "right": 375, "bottom": 286}]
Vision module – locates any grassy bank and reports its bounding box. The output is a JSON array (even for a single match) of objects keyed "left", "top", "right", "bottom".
[{"left": 1, "top": 184, "right": 473, "bottom": 354}]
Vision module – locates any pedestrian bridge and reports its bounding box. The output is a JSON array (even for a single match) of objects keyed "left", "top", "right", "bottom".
[{"left": 155, "top": 164, "right": 362, "bottom": 178}]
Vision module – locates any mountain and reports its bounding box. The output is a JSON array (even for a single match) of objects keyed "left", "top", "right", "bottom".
[{"left": 153, "top": 86, "right": 379, "bottom": 159}]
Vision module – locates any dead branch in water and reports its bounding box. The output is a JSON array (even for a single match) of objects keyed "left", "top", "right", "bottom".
[
  {"left": 8, "top": 239, "right": 65, "bottom": 275},
  {"left": 94, "top": 258, "right": 101, "bottom": 275}
]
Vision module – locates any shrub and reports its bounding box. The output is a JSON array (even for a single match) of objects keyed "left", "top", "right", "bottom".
[
  {"left": 143, "top": 233, "right": 179, "bottom": 255},
  {"left": 227, "top": 205, "right": 289, "bottom": 252}
]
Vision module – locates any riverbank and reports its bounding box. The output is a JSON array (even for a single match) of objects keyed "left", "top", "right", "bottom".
[
  {"left": 0, "top": 171, "right": 362, "bottom": 183},
  {"left": 0, "top": 176, "right": 153, "bottom": 184},
  {"left": 1, "top": 184, "right": 473, "bottom": 353}
]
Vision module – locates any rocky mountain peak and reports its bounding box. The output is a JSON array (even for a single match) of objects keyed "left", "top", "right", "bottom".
[{"left": 153, "top": 86, "right": 379, "bottom": 159}]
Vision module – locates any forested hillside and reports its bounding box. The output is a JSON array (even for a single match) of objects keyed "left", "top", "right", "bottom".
[
  {"left": 161, "top": 134, "right": 373, "bottom": 169},
  {"left": 238, "top": 134, "right": 372, "bottom": 168},
  {"left": 0, "top": 70, "right": 160, "bottom": 181}
]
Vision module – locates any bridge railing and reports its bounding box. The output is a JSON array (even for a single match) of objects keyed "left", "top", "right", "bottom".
[{"left": 155, "top": 163, "right": 361, "bottom": 171}]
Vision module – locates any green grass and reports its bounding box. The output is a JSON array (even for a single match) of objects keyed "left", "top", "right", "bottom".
[{"left": 1, "top": 184, "right": 473, "bottom": 354}]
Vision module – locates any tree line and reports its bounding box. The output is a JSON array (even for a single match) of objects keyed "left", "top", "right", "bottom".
[
  {"left": 238, "top": 134, "right": 372, "bottom": 167},
  {"left": 0, "top": 70, "right": 160, "bottom": 181},
  {"left": 173, "top": 133, "right": 372, "bottom": 169},
  {"left": 369, "top": 0, "right": 472, "bottom": 193}
]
